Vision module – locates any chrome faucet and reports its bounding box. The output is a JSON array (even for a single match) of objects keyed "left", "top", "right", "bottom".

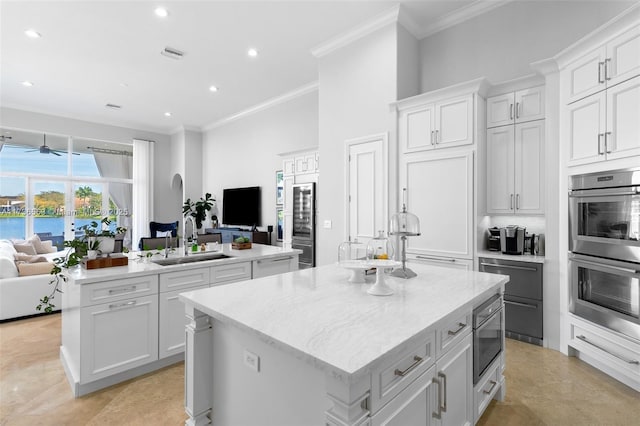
[
  {"left": 184, "top": 216, "right": 196, "bottom": 255},
  {"left": 164, "top": 234, "right": 170, "bottom": 258}
]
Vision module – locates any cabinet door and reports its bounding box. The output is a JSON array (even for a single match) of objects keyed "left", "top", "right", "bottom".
[
  {"left": 515, "top": 87, "right": 545, "bottom": 123},
  {"left": 80, "top": 294, "right": 158, "bottom": 382},
  {"left": 605, "top": 25, "right": 640, "bottom": 88},
  {"left": 564, "top": 46, "right": 607, "bottom": 104},
  {"left": 252, "top": 256, "right": 297, "bottom": 279},
  {"left": 514, "top": 121, "right": 545, "bottom": 215},
  {"left": 402, "top": 150, "right": 473, "bottom": 259},
  {"left": 210, "top": 261, "right": 252, "bottom": 285},
  {"left": 605, "top": 76, "right": 640, "bottom": 161},
  {"left": 486, "top": 93, "right": 514, "bottom": 128},
  {"left": 371, "top": 365, "right": 437, "bottom": 426},
  {"left": 486, "top": 126, "right": 515, "bottom": 214},
  {"left": 400, "top": 103, "right": 435, "bottom": 153},
  {"left": 567, "top": 92, "right": 606, "bottom": 166},
  {"left": 283, "top": 175, "right": 294, "bottom": 214},
  {"left": 435, "top": 94, "right": 474, "bottom": 149},
  {"left": 283, "top": 158, "right": 295, "bottom": 177},
  {"left": 437, "top": 333, "right": 473, "bottom": 426},
  {"left": 159, "top": 284, "right": 208, "bottom": 358}
]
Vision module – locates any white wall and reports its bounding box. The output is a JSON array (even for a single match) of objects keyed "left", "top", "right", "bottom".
[
  {"left": 317, "top": 24, "right": 398, "bottom": 266},
  {"left": 419, "top": 1, "right": 635, "bottom": 91},
  {"left": 202, "top": 91, "right": 318, "bottom": 242}
]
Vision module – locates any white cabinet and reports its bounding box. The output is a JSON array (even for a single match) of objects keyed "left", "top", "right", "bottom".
[
  {"left": 567, "top": 76, "right": 640, "bottom": 166},
  {"left": 295, "top": 153, "right": 318, "bottom": 174},
  {"left": 80, "top": 293, "right": 158, "bottom": 382},
  {"left": 401, "top": 150, "right": 474, "bottom": 260},
  {"left": 252, "top": 255, "right": 297, "bottom": 279},
  {"left": 399, "top": 94, "right": 474, "bottom": 153},
  {"left": 408, "top": 254, "right": 473, "bottom": 271},
  {"left": 283, "top": 158, "right": 295, "bottom": 176},
  {"left": 564, "top": 24, "right": 640, "bottom": 104},
  {"left": 487, "top": 121, "right": 545, "bottom": 215},
  {"left": 486, "top": 86, "right": 545, "bottom": 128},
  {"left": 210, "top": 261, "right": 252, "bottom": 285}
]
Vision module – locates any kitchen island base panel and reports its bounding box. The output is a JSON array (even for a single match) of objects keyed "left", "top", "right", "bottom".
[{"left": 60, "top": 346, "right": 183, "bottom": 397}]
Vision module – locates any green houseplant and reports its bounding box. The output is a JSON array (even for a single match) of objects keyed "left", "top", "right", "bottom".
[
  {"left": 37, "top": 217, "right": 127, "bottom": 313},
  {"left": 182, "top": 193, "right": 215, "bottom": 230}
]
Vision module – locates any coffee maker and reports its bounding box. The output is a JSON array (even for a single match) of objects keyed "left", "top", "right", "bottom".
[{"left": 500, "top": 225, "right": 525, "bottom": 255}]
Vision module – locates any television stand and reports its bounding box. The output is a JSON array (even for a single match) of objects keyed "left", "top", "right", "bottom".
[{"left": 204, "top": 227, "right": 270, "bottom": 245}]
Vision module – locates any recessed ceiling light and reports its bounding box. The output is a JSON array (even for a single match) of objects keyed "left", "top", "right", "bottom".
[
  {"left": 22, "top": 81, "right": 34, "bottom": 87},
  {"left": 106, "top": 103, "right": 122, "bottom": 110},
  {"left": 209, "top": 85, "right": 218, "bottom": 92},
  {"left": 154, "top": 7, "right": 169, "bottom": 18},
  {"left": 24, "top": 29, "right": 41, "bottom": 38},
  {"left": 247, "top": 48, "right": 258, "bottom": 58},
  {"left": 164, "top": 112, "right": 172, "bottom": 117}
]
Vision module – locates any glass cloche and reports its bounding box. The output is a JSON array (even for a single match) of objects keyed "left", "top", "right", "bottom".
[
  {"left": 338, "top": 240, "right": 365, "bottom": 263},
  {"left": 366, "top": 230, "right": 394, "bottom": 261},
  {"left": 389, "top": 208, "right": 421, "bottom": 236}
]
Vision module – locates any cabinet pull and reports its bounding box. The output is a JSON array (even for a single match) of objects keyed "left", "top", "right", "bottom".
[
  {"left": 480, "top": 262, "right": 538, "bottom": 272},
  {"left": 576, "top": 335, "right": 639, "bottom": 365},
  {"left": 504, "top": 300, "right": 537, "bottom": 309},
  {"left": 257, "top": 257, "right": 292, "bottom": 264},
  {"left": 598, "top": 61, "right": 605, "bottom": 84},
  {"left": 432, "top": 376, "right": 443, "bottom": 419},
  {"left": 510, "top": 194, "right": 514, "bottom": 210},
  {"left": 604, "top": 58, "right": 611, "bottom": 81},
  {"left": 605, "top": 132, "right": 612, "bottom": 154},
  {"left": 483, "top": 380, "right": 498, "bottom": 395},
  {"left": 430, "top": 130, "right": 435, "bottom": 145},
  {"left": 439, "top": 372, "right": 447, "bottom": 412},
  {"left": 108, "top": 300, "right": 137, "bottom": 310},
  {"left": 515, "top": 102, "right": 520, "bottom": 119},
  {"left": 394, "top": 355, "right": 423, "bottom": 377},
  {"left": 435, "top": 129, "right": 439, "bottom": 144},
  {"left": 416, "top": 255, "right": 456, "bottom": 263},
  {"left": 509, "top": 103, "right": 514, "bottom": 120},
  {"left": 108, "top": 285, "right": 137, "bottom": 295},
  {"left": 447, "top": 322, "right": 467, "bottom": 336},
  {"left": 516, "top": 194, "right": 520, "bottom": 210},
  {"left": 598, "top": 133, "right": 605, "bottom": 155}
]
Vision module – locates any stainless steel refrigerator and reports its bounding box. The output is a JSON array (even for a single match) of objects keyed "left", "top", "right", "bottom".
[{"left": 291, "top": 183, "right": 315, "bottom": 269}]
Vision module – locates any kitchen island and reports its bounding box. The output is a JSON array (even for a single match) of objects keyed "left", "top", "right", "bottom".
[
  {"left": 179, "top": 262, "right": 508, "bottom": 426},
  {"left": 59, "top": 243, "right": 300, "bottom": 397}
]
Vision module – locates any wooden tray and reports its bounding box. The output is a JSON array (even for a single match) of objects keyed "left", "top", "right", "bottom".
[
  {"left": 83, "top": 255, "right": 129, "bottom": 269},
  {"left": 231, "top": 242, "right": 252, "bottom": 250}
]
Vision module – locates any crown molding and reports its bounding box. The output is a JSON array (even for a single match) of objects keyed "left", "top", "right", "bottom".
[
  {"left": 397, "top": 6, "right": 422, "bottom": 39},
  {"left": 311, "top": 5, "right": 400, "bottom": 58},
  {"left": 203, "top": 81, "right": 319, "bottom": 131},
  {"left": 418, "top": 0, "right": 513, "bottom": 39}
]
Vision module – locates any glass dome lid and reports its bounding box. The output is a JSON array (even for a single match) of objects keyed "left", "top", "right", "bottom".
[
  {"left": 389, "top": 207, "right": 421, "bottom": 236},
  {"left": 366, "top": 230, "right": 394, "bottom": 261}
]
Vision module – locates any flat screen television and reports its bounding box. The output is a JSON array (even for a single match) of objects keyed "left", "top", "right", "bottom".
[{"left": 222, "top": 186, "right": 261, "bottom": 227}]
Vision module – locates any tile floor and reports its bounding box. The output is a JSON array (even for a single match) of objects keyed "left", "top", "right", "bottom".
[{"left": 1, "top": 313, "right": 638, "bottom": 425}]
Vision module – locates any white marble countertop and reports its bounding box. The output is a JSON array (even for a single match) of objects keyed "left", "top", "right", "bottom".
[
  {"left": 179, "top": 262, "right": 508, "bottom": 381},
  {"left": 65, "top": 244, "right": 301, "bottom": 284},
  {"left": 478, "top": 250, "right": 545, "bottom": 264}
]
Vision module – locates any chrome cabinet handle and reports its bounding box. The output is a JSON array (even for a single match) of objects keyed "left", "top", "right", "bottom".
[
  {"left": 435, "top": 129, "right": 439, "bottom": 144},
  {"left": 516, "top": 194, "right": 520, "bottom": 210},
  {"left": 416, "top": 255, "right": 456, "bottom": 263},
  {"left": 393, "top": 355, "right": 423, "bottom": 377},
  {"left": 605, "top": 132, "right": 612, "bottom": 153},
  {"left": 605, "top": 58, "right": 611, "bottom": 81},
  {"left": 515, "top": 102, "right": 520, "bottom": 119},
  {"left": 576, "top": 335, "right": 639, "bottom": 364},
  {"left": 510, "top": 103, "right": 514, "bottom": 120},
  {"left": 439, "top": 372, "right": 447, "bottom": 412},
  {"left": 430, "top": 130, "right": 435, "bottom": 145},
  {"left": 510, "top": 194, "right": 514, "bottom": 210},
  {"left": 480, "top": 262, "right": 538, "bottom": 272},
  {"left": 447, "top": 322, "right": 467, "bottom": 336},
  {"left": 108, "top": 300, "right": 137, "bottom": 310},
  {"left": 483, "top": 380, "right": 498, "bottom": 395},
  {"left": 108, "top": 285, "right": 137, "bottom": 295},
  {"left": 598, "top": 61, "right": 604, "bottom": 83},
  {"left": 504, "top": 300, "right": 537, "bottom": 309},
  {"left": 432, "top": 377, "right": 443, "bottom": 419},
  {"left": 598, "top": 133, "right": 604, "bottom": 155},
  {"left": 257, "top": 257, "right": 292, "bottom": 264}
]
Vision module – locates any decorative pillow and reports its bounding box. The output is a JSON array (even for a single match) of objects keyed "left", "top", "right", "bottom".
[
  {"left": 27, "top": 234, "right": 57, "bottom": 254},
  {"left": 13, "top": 242, "right": 37, "bottom": 256},
  {"left": 39, "top": 240, "right": 58, "bottom": 253},
  {"left": 16, "top": 261, "right": 54, "bottom": 277},
  {"left": 156, "top": 230, "right": 172, "bottom": 237},
  {"left": 14, "top": 253, "right": 48, "bottom": 263}
]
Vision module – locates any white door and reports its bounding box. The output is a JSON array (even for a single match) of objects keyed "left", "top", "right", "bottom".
[
  {"left": 435, "top": 94, "right": 474, "bottom": 149},
  {"left": 606, "top": 25, "right": 640, "bottom": 88},
  {"left": 486, "top": 93, "right": 514, "bottom": 128},
  {"left": 515, "top": 87, "right": 545, "bottom": 123},
  {"left": 400, "top": 103, "right": 435, "bottom": 153},
  {"left": 486, "top": 126, "right": 515, "bottom": 214},
  {"left": 605, "top": 76, "right": 640, "bottom": 161},
  {"left": 564, "top": 46, "right": 607, "bottom": 104},
  {"left": 567, "top": 92, "right": 606, "bottom": 166},
  {"left": 402, "top": 150, "right": 474, "bottom": 259},
  {"left": 347, "top": 135, "right": 387, "bottom": 243},
  {"left": 514, "top": 121, "right": 545, "bottom": 215},
  {"left": 438, "top": 334, "right": 473, "bottom": 426}
]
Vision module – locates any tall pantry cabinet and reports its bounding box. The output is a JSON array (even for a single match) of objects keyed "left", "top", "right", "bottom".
[{"left": 392, "top": 78, "right": 488, "bottom": 270}]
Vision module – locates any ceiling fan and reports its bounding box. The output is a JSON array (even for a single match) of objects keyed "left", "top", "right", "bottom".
[{"left": 25, "top": 134, "right": 78, "bottom": 156}]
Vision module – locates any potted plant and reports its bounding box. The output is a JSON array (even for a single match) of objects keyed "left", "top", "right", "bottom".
[
  {"left": 37, "top": 217, "right": 127, "bottom": 313},
  {"left": 183, "top": 193, "right": 215, "bottom": 231}
]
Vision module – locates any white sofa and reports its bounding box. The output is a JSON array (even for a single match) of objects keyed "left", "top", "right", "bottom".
[{"left": 0, "top": 239, "right": 67, "bottom": 321}]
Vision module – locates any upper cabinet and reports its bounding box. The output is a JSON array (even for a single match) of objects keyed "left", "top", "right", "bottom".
[
  {"left": 487, "top": 87, "right": 545, "bottom": 128},
  {"left": 563, "top": 24, "right": 640, "bottom": 104},
  {"left": 398, "top": 91, "right": 475, "bottom": 153}
]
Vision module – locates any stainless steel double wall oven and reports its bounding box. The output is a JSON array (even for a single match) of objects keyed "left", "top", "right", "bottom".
[{"left": 569, "top": 168, "right": 640, "bottom": 341}]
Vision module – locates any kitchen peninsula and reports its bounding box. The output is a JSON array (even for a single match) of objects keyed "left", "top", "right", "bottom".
[
  {"left": 59, "top": 244, "right": 300, "bottom": 397},
  {"left": 180, "top": 263, "right": 508, "bottom": 426}
]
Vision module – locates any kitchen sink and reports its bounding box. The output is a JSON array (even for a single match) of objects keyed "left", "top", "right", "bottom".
[{"left": 151, "top": 253, "right": 232, "bottom": 266}]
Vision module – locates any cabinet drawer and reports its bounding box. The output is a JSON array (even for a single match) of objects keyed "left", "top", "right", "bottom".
[
  {"left": 474, "top": 357, "right": 501, "bottom": 422},
  {"left": 210, "top": 261, "right": 251, "bottom": 285},
  {"left": 505, "top": 295, "right": 543, "bottom": 340},
  {"left": 252, "top": 256, "right": 296, "bottom": 279},
  {"left": 370, "top": 332, "right": 436, "bottom": 414},
  {"left": 478, "top": 258, "right": 542, "bottom": 300},
  {"left": 81, "top": 275, "right": 158, "bottom": 306},
  {"left": 159, "top": 267, "right": 210, "bottom": 293},
  {"left": 436, "top": 310, "right": 472, "bottom": 358}
]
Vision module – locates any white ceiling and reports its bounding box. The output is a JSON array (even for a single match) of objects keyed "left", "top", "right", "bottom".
[{"left": 1, "top": 0, "right": 492, "bottom": 135}]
